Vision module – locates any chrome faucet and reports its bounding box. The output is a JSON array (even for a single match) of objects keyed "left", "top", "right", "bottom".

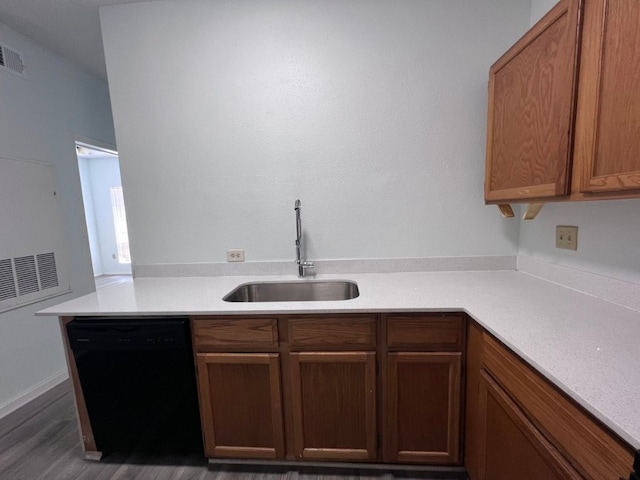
[{"left": 294, "top": 199, "right": 314, "bottom": 277}]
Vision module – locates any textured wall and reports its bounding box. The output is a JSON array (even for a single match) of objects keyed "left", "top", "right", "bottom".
[
  {"left": 0, "top": 22, "right": 115, "bottom": 411},
  {"left": 529, "top": 0, "right": 557, "bottom": 25},
  {"left": 101, "top": 0, "right": 530, "bottom": 267},
  {"left": 519, "top": 0, "right": 640, "bottom": 284}
]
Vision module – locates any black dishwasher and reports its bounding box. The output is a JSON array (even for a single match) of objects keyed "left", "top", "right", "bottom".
[{"left": 66, "top": 317, "right": 203, "bottom": 455}]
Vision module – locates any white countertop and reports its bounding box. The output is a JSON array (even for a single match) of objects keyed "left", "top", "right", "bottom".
[{"left": 38, "top": 270, "right": 640, "bottom": 449}]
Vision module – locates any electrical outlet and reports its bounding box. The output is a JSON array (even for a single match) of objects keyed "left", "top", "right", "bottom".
[
  {"left": 556, "top": 226, "right": 578, "bottom": 251},
  {"left": 226, "top": 249, "right": 245, "bottom": 262}
]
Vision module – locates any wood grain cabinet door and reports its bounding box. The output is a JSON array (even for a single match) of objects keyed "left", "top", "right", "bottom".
[
  {"left": 385, "top": 352, "right": 462, "bottom": 464},
  {"left": 196, "top": 353, "right": 285, "bottom": 459},
  {"left": 477, "top": 370, "right": 582, "bottom": 480},
  {"left": 289, "top": 352, "right": 377, "bottom": 462},
  {"left": 574, "top": 0, "right": 640, "bottom": 194},
  {"left": 485, "top": 0, "right": 582, "bottom": 202}
]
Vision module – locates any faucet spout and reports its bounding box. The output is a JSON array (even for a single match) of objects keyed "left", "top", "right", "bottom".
[{"left": 294, "top": 199, "right": 314, "bottom": 278}]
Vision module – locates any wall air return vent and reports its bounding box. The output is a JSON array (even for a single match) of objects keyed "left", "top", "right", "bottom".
[
  {"left": 0, "top": 259, "right": 17, "bottom": 301},
  {"left": 0, "top": 43, "right": 27, "bottom": 79},
  {"left": 37, "top": 252, "right": 59, "bottom": 290},
  {"left": 15, "top": 255, "right": 39, "bottom": 296}
]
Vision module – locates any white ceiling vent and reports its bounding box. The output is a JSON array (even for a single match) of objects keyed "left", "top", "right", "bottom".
[{"left": 0, "top": 43, "right": 27, "bottom": 79}]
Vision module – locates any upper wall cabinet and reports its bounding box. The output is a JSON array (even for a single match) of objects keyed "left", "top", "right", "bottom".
[
  {"left": 485, "top": 0, "right": 581, "bottom": 203},
  {"left": 573, "top": 0, "right": 640, "bottom": 195},
  {"left": 485, "top": 0, "right": 640, "bottom": 205}
]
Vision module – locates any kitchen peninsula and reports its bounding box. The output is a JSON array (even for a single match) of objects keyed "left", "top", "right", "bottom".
[{"left": 38, "top": 269, "right": 640, "bottom": 478}]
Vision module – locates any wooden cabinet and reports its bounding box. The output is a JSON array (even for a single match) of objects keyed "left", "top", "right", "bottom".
[
  {"left": 287, "top": 315, "right": 378, "bottom": 461},
  {"left": 477, "top": 371, "right": 581, "bottom": 480},
  {"left": 192, "top": 316, "right": 284, "bottom": 459},
  {"left": 465, "top": 321, "right": 635, "bottom": 480},
  {"left": 573, "top": 0, "right": 640, "bottom": 195},
  {"left": 195, "top": 353, "right": 285, "bottom": 459},
  {"left": 289, "top": 352, "right": 377, "bottom": 461},
  {"left": 383, "top": 314, "right": 464, "bottom": 464},
  {"left": 485, "top": 0, "right": 581, "bottom": 203},
  {"left": 192, "top": 313, "right": 465, "bottom": 466},
  {"left": 485, "top": 0, "right": 640, "bottom": 206},
  {"left": 386, "top": 352, "right": 461, "bottom": 464}
]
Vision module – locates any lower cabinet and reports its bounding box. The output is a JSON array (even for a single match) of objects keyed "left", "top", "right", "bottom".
[
  {"left": 465, "top": 321, "right": 635, "bottom": 480},
  {"left": 477, "top": 370, "right": 581, "bottom": 480},
  {"left": 191, "top": 314, "right": 465, "bottom": 466},
  {"left": 289, "top": 351, "right": 377, "bottom": 461},
  {"left": 385, "top": 352, "right": 462, "bottom": 464},
  {"left": 195, "top": 353, "right": 285, "bottom": 459}
]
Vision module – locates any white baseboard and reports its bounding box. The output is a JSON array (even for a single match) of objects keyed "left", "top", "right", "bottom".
[{"left": 0, "top": 370, "right": 69, "bottom": 421}]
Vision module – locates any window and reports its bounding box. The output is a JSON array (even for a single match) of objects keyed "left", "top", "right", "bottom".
[{"left": 110, "top": 186, "right": 131, "bottom": 264}]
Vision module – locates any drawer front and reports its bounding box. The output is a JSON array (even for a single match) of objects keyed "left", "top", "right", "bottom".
[
  {"left": 288, "top": 316, "right": 377, "bottom": 350},
  {"left": 482, "top": 334, "right": 633, "bottom": 480},
  {"left": 192, "top": 318, "right": 278, "bottom": 351},
  {"left": 387, "top": 315, "right": 463, "bottom": 351}
]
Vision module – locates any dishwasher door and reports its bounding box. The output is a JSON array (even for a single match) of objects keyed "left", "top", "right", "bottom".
[{"left": 66, "top": 317, "right": 203, "bottom": 455}]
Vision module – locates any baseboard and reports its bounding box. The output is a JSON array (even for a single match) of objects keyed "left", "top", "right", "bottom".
[{"left": 0, "top": 371, "right": 70, "bottom": 435}]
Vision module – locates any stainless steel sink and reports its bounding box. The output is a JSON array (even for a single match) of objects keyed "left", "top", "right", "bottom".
[{"left": 223, "top": 280, "right": 359, "bottom": 302}]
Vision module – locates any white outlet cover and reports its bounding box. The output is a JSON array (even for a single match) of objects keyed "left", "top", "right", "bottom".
[{"left": 226, "top": 249, "right": 245, "bottom": 262}]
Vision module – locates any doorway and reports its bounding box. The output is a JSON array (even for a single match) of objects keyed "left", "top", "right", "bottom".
[{"left": 75, "top": 141, "right": 132, "bottom": 288}]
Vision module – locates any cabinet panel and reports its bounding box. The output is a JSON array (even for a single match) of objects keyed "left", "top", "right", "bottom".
[
  {"left": 290, "top": 352, "right": 377, "bottom": 461},
  {"left": 577, "top": 0, "right": 640, "bottom": 193},
  {"left": 196, "top": 353, "right": 284, "bottom": 459},
  {"left": 385, "top": 352, "right": 462, "bottom": 464},
  {"left": 192, "top": 318, "right": 278, "bottom": 351},
  {"left": 387, "top": 315, "right": 463, "bottom": 351},
  {"left": 288, "top": 316, "right": 376, "bottom": 350},
  {"left": 485, "top": 0, "right": 581, "bottom": 202},
  {"left": 478, "top": 370, "right": 582, "bottom": 480}
]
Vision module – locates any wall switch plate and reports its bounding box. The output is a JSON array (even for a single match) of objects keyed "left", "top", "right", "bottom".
[
  {"left": 226, "top": 249, "right": 245, "bottom": 262},
  {"left": 556, "top": 226, "right": 578, "bottom": 250}
]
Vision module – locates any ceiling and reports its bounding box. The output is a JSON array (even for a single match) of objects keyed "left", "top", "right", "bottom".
[{"left": 0, "top": 0, "right": 152, "bottom": 79}]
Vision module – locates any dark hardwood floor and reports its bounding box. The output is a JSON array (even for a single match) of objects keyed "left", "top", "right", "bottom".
[{"left": 0, "top": 388, "right": 466, "bottom": 479}]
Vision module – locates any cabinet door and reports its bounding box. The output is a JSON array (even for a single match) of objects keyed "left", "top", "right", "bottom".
[
  {"left": 196, "top": 353, "right": 285, "bottom": 459},
  {"left": 485, "top": 0, "right": 582, "bottom": 202},
  {"left": 477, "top": 370, "right": 582, "bottom": 480},
  {"left": 575, "top": 0, "right": 640, "bottom": 193},
  {"left": 290, "top": 352, "right": 377, "bottom": 461},
  {"left": 385, "top": 352, "right": 462, "bottom": 464}
]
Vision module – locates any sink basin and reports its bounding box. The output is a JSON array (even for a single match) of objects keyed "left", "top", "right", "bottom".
[{"left": 223, "top": 280, "right": 359, "bottom": 302}]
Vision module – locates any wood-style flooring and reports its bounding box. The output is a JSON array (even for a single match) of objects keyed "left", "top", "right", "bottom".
[
  {"left": 95, "top": 274, "right": 133, "bottom": 290},
  {"left": 0, "top": 387, "right": 467, "bottom": 480}
]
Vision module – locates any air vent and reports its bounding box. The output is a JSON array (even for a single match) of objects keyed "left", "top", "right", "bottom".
[
  {"left": 0, "top": 258, "right": 17, "bottom": 301},
  {"left": 0, "top": 43, "right": 26, "bottom": 78},
  {"left": 14, "top": 255, "right": 39, "bottom": 296},
  {"left": 37, "top": 252, "right": 59, "bottom": 290}
]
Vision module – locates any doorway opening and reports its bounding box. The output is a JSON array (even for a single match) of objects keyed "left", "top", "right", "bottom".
[{"left": 75, "top": 141, "right": 132, "bottom": 289}]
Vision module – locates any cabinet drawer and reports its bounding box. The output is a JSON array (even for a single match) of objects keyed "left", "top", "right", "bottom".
[
  {"left": 288, "top": 316, "right": 377, "bottom": 350},
  {"left": 192, "top": 317, "right": 278, "bottom": 351},
  {"left": 482, "top": 334, "right": 633, "bottom": 479},
  {"left": 387, "top": 315, "right": 463, "bottom": 351}
]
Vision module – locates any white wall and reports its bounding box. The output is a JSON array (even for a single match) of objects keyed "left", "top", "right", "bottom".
[
  {"left": 530, "top": 0, "right": 557, "bottom": 25},
  {"left": 78, "top": 156, "right": 103, "bottom": 276},
  {"left": 520, "top": 1, "right": 640, "bottom": 284},
  {"left": 101, "top": 0, "right": 530, "bottom": 268},
  {"left": 81, "top": 155, "right": 131, "bottom": 275},
  {"left": 0, "top": 22, "right": 116, "bottom": 412}
]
